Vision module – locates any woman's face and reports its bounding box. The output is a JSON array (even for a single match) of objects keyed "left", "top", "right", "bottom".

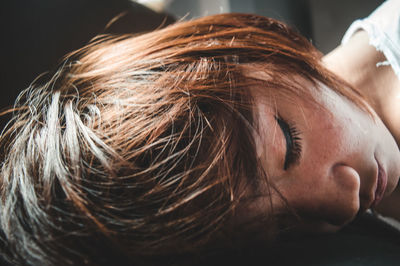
[{"left": 252, "top": 79, "right": 400, "bottom": 231}]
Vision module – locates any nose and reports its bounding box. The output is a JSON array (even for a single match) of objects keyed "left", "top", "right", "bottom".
[
  {"left": 328, "top": 163, "right": 362, "bottom": 225},
  {"left": 331, "top": 163, "right": 361, "bottom": 194}
]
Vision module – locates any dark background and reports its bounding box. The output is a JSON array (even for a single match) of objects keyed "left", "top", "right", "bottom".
[{"left": 0, "top": 0, "right": 175, "bottom": 129}]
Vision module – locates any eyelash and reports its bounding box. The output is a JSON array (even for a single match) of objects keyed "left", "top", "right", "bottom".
[{"left": 275, "top": 116, "right": 303, "bottom": 170}]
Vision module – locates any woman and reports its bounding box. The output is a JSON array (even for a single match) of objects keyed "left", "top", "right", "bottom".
[{"left": 0, "top": 2, "right": 399, "bottom": 265}]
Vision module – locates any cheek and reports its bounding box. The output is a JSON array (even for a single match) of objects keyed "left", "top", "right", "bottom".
[
  {"left": 288, "top": 174, "right": 360, "bottom": 227},
  {"left": 304, "top": 149, "right": 362, "bottom": 226},
  {"left": 290, "top": 129, "right": 362, "bottom": 226},
  {"left": 307, "top": 116, "right": 354, "bottom": 158}
]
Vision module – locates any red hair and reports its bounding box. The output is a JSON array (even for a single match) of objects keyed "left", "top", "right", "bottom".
[{"left": 0, "top": 13, "right": 367, "bottom": 265}]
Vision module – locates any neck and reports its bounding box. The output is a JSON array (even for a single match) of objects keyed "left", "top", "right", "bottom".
[{"left": 323, "top": 30, "right": 400, "bottom": 147}]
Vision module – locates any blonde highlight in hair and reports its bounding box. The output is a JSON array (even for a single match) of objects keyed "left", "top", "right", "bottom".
[{"left": 0, "top": 13, "right": 367, "bottom": 265}]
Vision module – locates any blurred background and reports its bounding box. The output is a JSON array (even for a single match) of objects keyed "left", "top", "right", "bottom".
[
  {"left": 0, "top": 0, "right": 383, "bottom": 128},
  {"left": 143, "top": 0, "right": 384, "bottom": 53}
]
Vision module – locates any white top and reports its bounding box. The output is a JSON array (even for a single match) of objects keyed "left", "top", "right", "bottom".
[{"left": 342, "top": 0, "right": 400, "bottom": 80}]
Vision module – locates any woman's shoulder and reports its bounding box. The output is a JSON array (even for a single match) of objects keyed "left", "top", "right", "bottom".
[{"left": 342, "top": 0, "right": 400, "bottom": 79}]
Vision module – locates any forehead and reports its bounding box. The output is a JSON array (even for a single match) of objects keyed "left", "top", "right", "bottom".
[
  {"left": 246, "top": 76, "right": 329, "bottom": 120},
  {"left": 241, "top": 64, "right": 323, "bottom": 103}
]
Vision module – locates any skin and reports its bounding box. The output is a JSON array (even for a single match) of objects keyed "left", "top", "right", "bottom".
[
  {"left": 323, "top": 31, "right": 400, "bottom": 146},
  {"left": 324, "top": 30, "right": 400, "bottom": 221},
  {"left": 251, "top": 75, "right": 400, "bottom": 232}
]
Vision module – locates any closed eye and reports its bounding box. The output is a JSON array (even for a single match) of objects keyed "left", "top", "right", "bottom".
[{"left": 275, "top": 116, "right": 302, "bottom": 170}]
